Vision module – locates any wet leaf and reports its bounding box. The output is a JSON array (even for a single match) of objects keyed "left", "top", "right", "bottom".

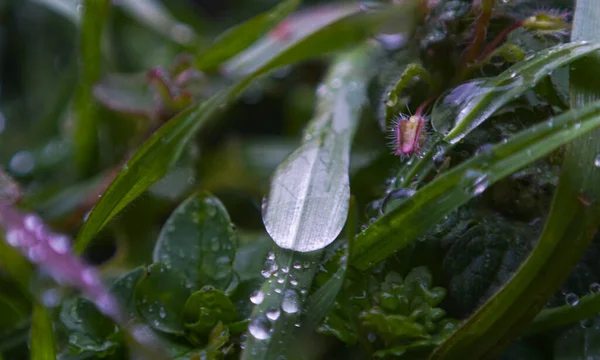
[
  {"left": 195, "top": 0, "right": 301, "bottom": 71},
  {"left": 74, "top": 1, "right": 420, "bottom": 254},
  {"left": 110, "top": 267, "right": 145, "bottom": 321},
  {"left": 153, "top": 192, "right": 237, "bottom": 290},
  {"left": 262, "top": 43, "right": 377, "bottom": 252},
  {"left": 134, "top": 262, "right": 192, "bottom": 335},
  {"left": 60, "top": 296, "right": 120, "bottom": 356},
  {"left": 30, "top": 304, "right": 56, "bottom": 360},
  {"left": 182, "top": 286, "right": 237, "bottom": 336}
]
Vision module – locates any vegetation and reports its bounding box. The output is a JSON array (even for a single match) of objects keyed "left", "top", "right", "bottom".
[{"left": 2, "top": 0, "right": 600, "bottom": 359}]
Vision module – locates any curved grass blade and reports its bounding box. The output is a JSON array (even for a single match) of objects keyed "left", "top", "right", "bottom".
[
  {"left": 30, "top": 304, "right": 56, "bottom": 360},
  {"left": 262, "top": 43, "right": 378, "bottom": 252},
  {"left": 73, "top": 0, "right": 110, "bottom": 175},
  {"left": 527, "top": 292, "right": 600, "bottom": 335},
  {"left": 195, "top": 0, "right": 301, "bottom": 71},
  {"left": 401, "top": 41, "right": 600, "bottom": 188},
  {"left": 430, "top": 2, "right": 600, "bottom": 358},
  {"left": 75, "top": 1, "right": 421, "bottom": 253},
  {"left": 351, "top": 100, "right": 600, "bottom": 270}
]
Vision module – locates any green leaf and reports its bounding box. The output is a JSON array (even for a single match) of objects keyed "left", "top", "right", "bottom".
[
  {"left": 153, "top": 192, "right": 237, "bottom": 290},
  {"left": 528, "top": 292, "right": 600, "bottom": 335},
  {"left": 75, "top": 1, "right": 421, "bottom": 254},
  {"left": 72, "top": 0, "right": 110, "bottom": 175},
  {"left": 0, "top": 237, "right": 32, "bottom": 294},
  {"left": 134, "top": 262, "right": 192, "bottom": 335},
  {"left": 430, "top": 4, "right": 600, "bottom": 359},
  {"left": 223, "top": 2, "right": 422, "bottom": 77},
  {"left": 110, "top": 267, "right": 146, "bottom": 321},
  {"left": 182, "top": 287, "right": 237, "bottom": 336},
  {"left": 30, "top": 304, "right": 56, "bottom": 360},
  {"left": 195, "top": 0, "right": 301, "bottom": 71},
  {"left": 262, "top": 42, "right": 378, "bottom": 252},
  {"left": 60, "top": 297, "right": 120, "bottom": 356},
  {"left": 554, "top": 319, "right": 600, "bottom": 359},
  {"left": 351, "top": 100, "right": 600, "bottom": 270},
  {"left": 401, "top": 41, "right": 600, "bottom": 188}
]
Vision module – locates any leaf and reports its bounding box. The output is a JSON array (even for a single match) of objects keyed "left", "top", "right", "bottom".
[
  {"left": 75, "top": 1, "right": 421, "bottom": 253},
  {"left": 0, "top": 236, "right": 32, "bottom": 294},
  {"left": 351, "top": 100, "right": 600, "bottom": 270},
  {"left": 134, "top": 262, "right": 192, "bottom": 335},
  {"left": 72, "top": 0, "right": 110, "bottom": 175},
  {"left": 432, "top": 42, "right": 600, "bottom": 144},
  {"left": 30, "top": 304, "right": 56, "bottom": 360},
  {"left": 430, "top": 4, "right": 600, "bottom": 359},
  {"left": 528, "top": 292, "right": 600, "bottom": 335},
  {"left": 93, "top": 73, "right": 155, "bottom": 116},
  {"left": 554, "top": 318, "right": 600, "bottom": 359},
  {"left": 195, "top": 0, "right": 301, "bottom": 71},
  {"left": 223, "top": 2, "right": 423, "bottom": 77},
  {"left": 110, "top": 267, "right": 145, "bottom": 321},
  {"left": 262, "top": 42, "right": 378, "bottom": 252},
  {"left": 60, "top": 296, "right": 120, "bottom": 356},
  {"left": 182, "top": 287, "right": 237, "bottom": 336},
  {"left": 153, "top": 192, "right": 237, "bottom": 290}
]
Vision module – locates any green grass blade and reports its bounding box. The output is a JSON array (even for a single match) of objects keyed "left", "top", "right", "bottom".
[
  {"left": 73, "top": 0, "right": 110, "bottom": 176},
  {"left": 75, "top": 2, "right": 420, "bottom": 253},
  {"left": 403, "top": 41, "right": 600, "bottom": 187},
  {"left": 429, "top": 2, "right": 600, "bottom": 358},
  {"left": 527, "top": 292, "right": 600, "bottom": 335},
  {"left": 351, "top": 100, "right": 600, "bottom": 270},
  {"left": 195, "top": 0, "right": 301, "bottom": 71},
  {"left": 30, "top": 304, "right": 56, "bottom": 360}
]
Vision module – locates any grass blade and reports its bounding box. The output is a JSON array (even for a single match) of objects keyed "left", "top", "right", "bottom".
[
  {"left": 429, "top": 2, "right": 600, "bottom": 358},
  {"left": 73, "top": 0, "right": 110, "bottom": 175},
  {"left": 75, "top": 2, "right": 421, "bottom": 253},
  {"left": 30, "top": 304, "right": 56, "bottom": 360},
  {"left": 195, "top": 0, "right": 301, "bottom": 71},
  {"left": 351, "top": 100, "right": 600, "bottom": 270}
]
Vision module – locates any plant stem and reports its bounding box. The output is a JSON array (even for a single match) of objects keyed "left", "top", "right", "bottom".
[{"left": 476, "top": 21, "right": 523, "bottom": 63}]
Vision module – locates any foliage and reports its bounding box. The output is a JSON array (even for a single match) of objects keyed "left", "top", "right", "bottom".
[{"left": 3, "top": 0, "right": 600, "bottom": 359}]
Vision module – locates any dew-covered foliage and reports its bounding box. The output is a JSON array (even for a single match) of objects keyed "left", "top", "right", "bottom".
[{"left": 4, "top": 0, "right": 600, "bottom": 359}]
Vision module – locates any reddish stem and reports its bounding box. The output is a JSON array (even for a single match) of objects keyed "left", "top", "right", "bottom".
[
  {"left": 476, "top": 21, "right": 523, "bottom": 63},
  {"left": 415, "top": 96, "right": 437, "bottom": 117}
]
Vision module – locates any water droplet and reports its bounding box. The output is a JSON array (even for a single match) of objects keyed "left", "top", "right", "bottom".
[
  {"left": 290, "top": 279, "right": 298, "bottom": 286},
  {"left": 159, "top": 307, "right": 167, "bottom": 319},
  {"left": 594, "top": 155, "right": 600, "bottom": 167},
  {"left": 293, "top": 262, "right": 301, "bottom": 270},
  {"left": 48, "top": 235, "right": 70, "bottom": 254},
  {"left": 281, "top": 266, "right": 289, "bottom": 274},
  {"left": 281, "top": 289, "right": 300, "bottom": 314},
  {"left": 248, "top": 315, "right": 272, "bottom": 340},
  {"left": 261, "top": 269, "right": 272, "bottom": 278},
  {"left": 266, "top": 308, "right": 281, "bottom": 321},
  {"left": 9, "top": 151, "right": 35, "bottom": 176},
  {"left": 462, "top": 169, "right": 489, "bottom": 196},
  {"left": 267, "top": 252, "right": 275, "bottom": 261},
  {"left": 250, "top": 290, "right": 264, "bottom": 305},
  {"left": 590, "top": 282, "right": 600, "bottom": 293},
  {"left": 380, "top": 188, "right": 416, "bottom": 214},
  {"left": 565, "top": 293, "right": 579, "bottom": 306},
  {"left": 580, "top": 318, "right": 594, "bottom": 329}
]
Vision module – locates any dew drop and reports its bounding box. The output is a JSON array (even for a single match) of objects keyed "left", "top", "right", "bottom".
[
  {"left": 159, "top": 307, "right": 167, "bottom": 319},
  {"left": 290, "top": 279, "right": 298, "bottom": 286},
  {"left": 565, "top": 293, "right": 579, "bottom": 306},
  {"left": 462, "top": 169, "right": 489, "bottom": 196},
  {"left": 281, "top": 289, "right": 300, "bottom": 314},
  {"left": 594, "top": 155, "right": 600, "bottom": 167},
  {"left": 277, "top": 278, "right": 285, "bottom": 284},
  {"left": 250, "top": 290, "right": 264, "bottom": 305},
  {"left": 293, "top": 262, "right": 301, "bottom": 270},
  {"left": 248, "top": 315, "right": 272, "bottom": 340},
  {"left": 590, "top": 282, "right": 600, "bottom": 294},
  {"left": 266, "top": 308, "right": 281, "bottom": 321}
]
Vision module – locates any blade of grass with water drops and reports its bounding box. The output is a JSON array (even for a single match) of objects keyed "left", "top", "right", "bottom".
[
  {"left": 195, "top": 0, "right": 301, "bottom": 71},
  {"left": 430, "top": 1, "right": 600, "bottom": 358},
  {"left": 400, "top": 41, "right": 600, "bottom": 187},
  {"left": 74, "top": 2, "right": 420, "bottom": 253},
  {"left": 243, "top": 45, "right": 378, "bottom": 358},
  {"left": 30, "top": 304, "right": 56, "bottom": 360},
  {"left": 351, "top": 100, "right": 600, "bottom": 270}
]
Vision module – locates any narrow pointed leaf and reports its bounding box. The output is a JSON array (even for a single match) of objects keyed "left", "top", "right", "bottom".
[
  {"left": 195, "top": 0, "right": 301, "bottom": 71},
  {"left": 262, "top": 43, "right": 377, "bottom": 252},
  {"left": 75, "top": 1, "right": 420, "bottom": 253},
  {"left": 351, "top": 100, "right": 600, "bottom": 270},
  {"left": 30, "top": 304, "right": 56, "bottom": 360},
  {"left": 430, "top": 2, "right": 600, "bottom": 358}
]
